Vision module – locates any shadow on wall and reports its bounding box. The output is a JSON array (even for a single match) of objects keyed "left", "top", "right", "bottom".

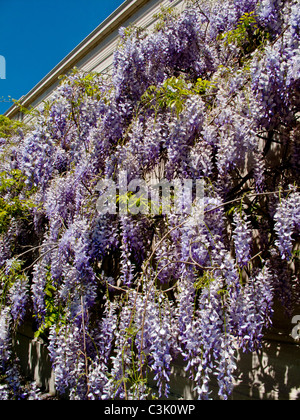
[
  {"left": 14, "top": 302, "right": 300, "bottom": 400},
  {"left": 231, "top": 300, "right": 300, "bottom": 400},
  {"left": 14, "top": 322, "right": 55, "bottom": 395},
  {"left": 157, "top": 338, "right": 300, "bottom": 401},
  {"left": 151, "top": 302, "right": 300, "bottom": 400},
  {"left": 233, "top": 338, "right": 300, "bottom": 400},
  {"left": 165, "top": 340, "right": 300, "bottom": 400}
]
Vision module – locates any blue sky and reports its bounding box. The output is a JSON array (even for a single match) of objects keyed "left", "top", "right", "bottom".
[{"left": 0, "top": 0, "right": 125, "bottom": 115}]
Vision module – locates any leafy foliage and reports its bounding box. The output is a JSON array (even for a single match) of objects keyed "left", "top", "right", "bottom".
[
  {"left": 219, "top": 11, "right": 270, "bottom": 51},
  {"left": 34, "top": 269, "right": 66, "bottom": 339},
  {"left": 0, "top": 116, "right": 24, "bottom": 139},
  {"left": 141, "top": 76, "right": 216, "bottom": 116},
  {"left": 0, "top": 170, "right": 35, "bottom": 234}
]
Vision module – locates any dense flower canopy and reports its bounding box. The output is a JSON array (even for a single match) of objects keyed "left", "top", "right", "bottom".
[{"left": 0, "top": 0, "right": 299, "bottom": 400}]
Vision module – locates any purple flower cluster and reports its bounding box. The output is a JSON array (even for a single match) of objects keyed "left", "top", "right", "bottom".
[
  {"left": 180, "top": 278, "right": 237, "bottom": 400},
  {"left": 48, "top": 319, "right": 88, "bottom": 398},
  {"left": 274, "top": 191, "right": 300, "bottom": 260},
  {"left": 233, "top": 211, "right": 252, "bottom": 267},
  {"left": 8, "top": 277, "right": 29, "bottom": 325},
  {"left": 237, "top": 267, "right": 274, "bottom": 352},
  {"left": 105, "top": 298, "right": 134, "bottom": 399},
  {"left": 0, "top": 308, "right": 11, "bottom": 370},
  {"left": 133, "top": 289, "right": 176, "bottom": 399}
]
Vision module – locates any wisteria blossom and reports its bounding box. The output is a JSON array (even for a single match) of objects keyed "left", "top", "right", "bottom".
[{"left": 0, "top": 0, "right": 299, "bottom": 400}]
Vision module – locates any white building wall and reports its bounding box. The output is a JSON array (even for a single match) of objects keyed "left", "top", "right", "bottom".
[
  {"left": 5, "top": 0, "right": 185, "bottom": 121},
  {"left": 81, "top": 0, "right": 185, "bottom": 74}
]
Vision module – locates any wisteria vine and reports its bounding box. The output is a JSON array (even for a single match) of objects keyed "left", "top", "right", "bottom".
[{"left": 0, "top": 0, "right": 299, "bottom": 400}]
